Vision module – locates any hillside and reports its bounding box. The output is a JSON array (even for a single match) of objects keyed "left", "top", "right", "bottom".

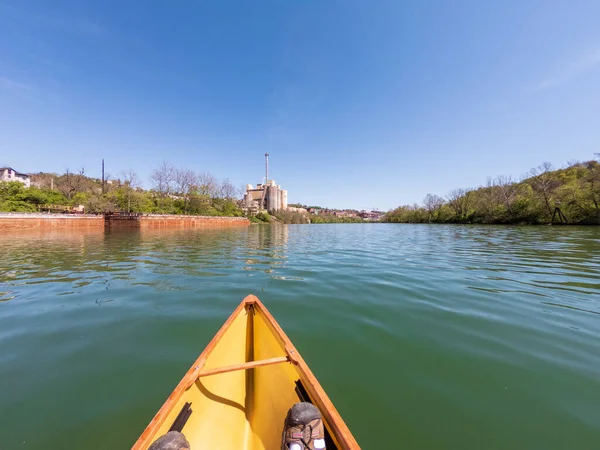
[
  {"left": 385, "top": 159, "right": 600, "bottom": 225},
  {"left": 1, "top": 166, "right": 242, "bottom": 217}
]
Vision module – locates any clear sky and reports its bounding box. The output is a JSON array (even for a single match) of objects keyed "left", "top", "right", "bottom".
[{"left": 1, "top": 1, "right": 599, "bottom": 210}]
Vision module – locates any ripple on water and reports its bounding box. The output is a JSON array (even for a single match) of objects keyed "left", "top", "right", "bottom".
[{"left": 1, "top": 224, "right": 600, "bottom": 449}]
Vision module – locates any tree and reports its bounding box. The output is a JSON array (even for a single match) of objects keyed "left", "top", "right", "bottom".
[
  {"left": 197, "top": 171, "right": 217, "bottom": 197},
  {"left": 151, "top": 161, "right": 175, "bottom": 197},
  {"left": 57, "top": 168, "right": 86, "bottom": 200},
  {"left": 174, "top": 168, "right": 198, "bottom": 213},
  {"left": 527, "top": 162, "right": 560, "bottom": 217},
  {"left": 422, "top": 194, "right": 444, "bottom": 222},
  {"left": 495, "top": 175, "right": 520, "bottom": 217},
  {"left": 121, "top": 169, "right": 141, "bottom": 213},
  {"left": 474, "top": 177, "right": 500, "bottom": 223},
  {"left": 447, "top": 188, "right": 472, "bottom": 222},
  {"left": 219, "top": 178, "right": 237, "bottom": 200},
  {"left": 583, "top": 159, "right": 600, "bottom": 214},
  {"left": 238, "top": 183, "right": 248, "bottom": 199}
]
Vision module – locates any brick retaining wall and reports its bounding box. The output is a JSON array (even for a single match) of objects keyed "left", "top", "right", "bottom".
[
  {"left": 138, "top": 215, "right": 250, "bottom": 229},
  {"left": 0, "top": 214, "right": 104, "bottom": 231},
  {"left": 0, "top": 213, "right": 250, "bottom": 231}
]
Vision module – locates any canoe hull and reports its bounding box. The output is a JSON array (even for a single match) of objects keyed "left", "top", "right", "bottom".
[{"left": 132, "top": 295, "right": 359, "bottom": 450}]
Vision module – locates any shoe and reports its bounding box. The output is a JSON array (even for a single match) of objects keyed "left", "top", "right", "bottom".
[
  {"left": 281, "top": 402, "right": 326, "bottom": 450},
  {"left": 148, "top": 431, "right": 190, "bottom": 450}
]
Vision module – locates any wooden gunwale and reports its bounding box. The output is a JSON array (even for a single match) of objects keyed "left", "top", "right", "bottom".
[
  {"left": 248, "top": 296, "right": 360, "bottom": 450},
  {"left": 131, "top": 300, "right": 247, "bottom": 449}
]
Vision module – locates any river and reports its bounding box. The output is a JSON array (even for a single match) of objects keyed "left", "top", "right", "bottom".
[{"left": 1, "top": 224, "right": 599, "bottom": 449}]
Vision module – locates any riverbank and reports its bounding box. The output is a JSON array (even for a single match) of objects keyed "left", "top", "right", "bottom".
[
  {"left": 0, "top": 213, "right": 250, "bottom": 231},
  {"left": 385, "top": 160, "right": 600, "bottom": 225}
]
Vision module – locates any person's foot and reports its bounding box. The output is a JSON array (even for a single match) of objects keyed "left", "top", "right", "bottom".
[
  {"left": 148, "top": 431, "right": 190, "bottom": 450},
  {"left": 281, "top": 402, "right": 326, "bottom": 450}
]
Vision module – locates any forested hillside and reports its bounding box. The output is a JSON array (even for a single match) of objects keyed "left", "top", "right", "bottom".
[{"left": 385, "top": 158, "right": 600, "bottom": 225}]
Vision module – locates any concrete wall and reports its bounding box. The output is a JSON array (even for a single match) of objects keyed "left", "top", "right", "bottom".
[{"left": 0, "top": 213, "right": 250, "bottom": 231}]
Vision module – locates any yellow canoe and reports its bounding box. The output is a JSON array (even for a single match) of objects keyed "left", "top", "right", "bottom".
[{"left": 132, "top": 295, "right": 360, "bottom": 450}]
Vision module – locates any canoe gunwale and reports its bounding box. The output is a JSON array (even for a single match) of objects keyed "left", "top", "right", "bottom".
[
  {"left": 250, "top": 297, "right": 359, "bottom": 450},
  {"left": 131, "top": 300, "right": 247, "bottom": 449},
  {"left": 131, "top": 294, "right": 360, "bottom": 450}
]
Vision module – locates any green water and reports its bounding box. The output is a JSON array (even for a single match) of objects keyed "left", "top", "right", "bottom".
[{"left": 1, "top": 224, "right": 600, "bottom": 449}]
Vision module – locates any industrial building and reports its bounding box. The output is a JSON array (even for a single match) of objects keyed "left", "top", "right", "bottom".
[{"left": 242, "top": 154, "right": 289, "bottom": 215}]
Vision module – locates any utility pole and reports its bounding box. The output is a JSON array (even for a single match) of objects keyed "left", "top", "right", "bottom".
[{"left": 101, "top": 159, "right": 105, "bottom": 194}]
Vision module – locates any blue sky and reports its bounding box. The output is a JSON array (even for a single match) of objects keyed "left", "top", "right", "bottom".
[{"left": 1, "top": 0, "right": 599, "bottom": 210}]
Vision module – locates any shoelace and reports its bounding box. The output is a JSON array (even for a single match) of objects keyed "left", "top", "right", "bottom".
[{"left": 290, "top": 423, "right": 314, "bottom": 449}]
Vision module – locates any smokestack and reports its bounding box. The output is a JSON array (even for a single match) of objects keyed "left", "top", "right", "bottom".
[{"left": 265, "top": 153, "right": 269, "bottom": 183}]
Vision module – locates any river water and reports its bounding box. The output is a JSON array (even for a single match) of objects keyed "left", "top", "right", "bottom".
[{"left": 1, "top": 224, "right": 599, "bottom": 449}]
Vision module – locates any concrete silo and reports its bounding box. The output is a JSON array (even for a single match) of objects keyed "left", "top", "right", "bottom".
[
  {"left": 281, "top": 189, "right": 288, "bottom": 210},
  {"left": 267, "top": 185, "right": 278, "bottom": 212},
  {"left": 275, "top": 186, "right": 281, "bottom": 212}
]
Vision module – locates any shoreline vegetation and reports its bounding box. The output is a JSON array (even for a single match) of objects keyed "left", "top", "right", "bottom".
[
  {"left": 384, "top": 158, "right": 600, "bottom": 225},
  {"left": 0, "top": 162, "right": 377, "bottom": 225},
  {"left": 3, "top": 157, "right": 599, "bottom": 226},
  {"left": 1, "top": 163, "right": 243, "bottom": 218},
  {"left": 248, "top": 210, "right": 365, "bottom": 225}
]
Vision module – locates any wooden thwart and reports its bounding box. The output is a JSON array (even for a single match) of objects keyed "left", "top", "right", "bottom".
[{"left": 198, "top": 356, "right": 289, "bottom": 378}]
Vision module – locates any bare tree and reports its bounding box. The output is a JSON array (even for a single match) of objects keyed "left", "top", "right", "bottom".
[
  {"left": 174, "top": 168, "right": 196, "bottom": 195},
  {"left": 174, "top": 168, "right": 198, "bottom": 213},
  {"left": 238, "top": 183, "right": 248, "bottom": 199},
  {"left": 495, "top": 175, "right": 519, "bottom": 215},
  {"left": 219, "top": 178, "right": 236, "bottom": 200},
  {"left": 197, "top": 171, "right": 217, "bottom": 197},
  {"left": 151, "top": 161, "right": 175, "bottom": 196},
  {"left": 422, "top": 194, "right": 444, "bottom": 222},
  {"left": 58, "top": 167, "right": 86, "bottom": 200},
  {"left": 527, "top": 162, "right": 559, "bottom": 216}
]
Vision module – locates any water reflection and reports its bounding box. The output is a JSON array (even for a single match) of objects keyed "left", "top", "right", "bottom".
[
  {"left": 2, "top": 224, "right": 599, "bottom": 309},
  {"left": 242, "top": 225, "right": 289, "bottom": 276},
  {"left": 0, "top": 226, "right": 296, "bottom": 303}
]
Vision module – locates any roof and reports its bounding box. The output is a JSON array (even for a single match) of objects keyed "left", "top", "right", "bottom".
[{"left": 0, "top": 167, "right": 29, "bottom": 177}]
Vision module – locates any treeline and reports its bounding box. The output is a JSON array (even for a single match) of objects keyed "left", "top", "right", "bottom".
[
  {"left": 0, "top": 162, "right": 243, "bottom": 217},
  {"left": 246, "top": 210, "right": 311, "bottom": 224},
  {"left": 275, "top": 210, "right": 311, "bottom": 224},
  {"left": 287, "top": 203, "right": 364, "bottom": 223},
  {"left": 385, "top": 158, "right": 600, "bottom": 225},
  {"left": 310, "top": 214, "right": 363, "bottom": 224}
]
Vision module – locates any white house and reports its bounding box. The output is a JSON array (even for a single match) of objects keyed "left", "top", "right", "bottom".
[{"left": 0, "top": 167, "right": 31, "bottom": 188}]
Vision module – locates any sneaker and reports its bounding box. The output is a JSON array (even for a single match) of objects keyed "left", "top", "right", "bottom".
[
  {"left": 281, "top": 402, "right": 326, "bottom": 450},
  {"left": 148, "top": 431, "right": 190, "bottom": 450}
]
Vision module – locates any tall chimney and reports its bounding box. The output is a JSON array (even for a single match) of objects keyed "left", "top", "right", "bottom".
[{"left": 265, "top": 153, "right": 269, "bottom": 184}]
